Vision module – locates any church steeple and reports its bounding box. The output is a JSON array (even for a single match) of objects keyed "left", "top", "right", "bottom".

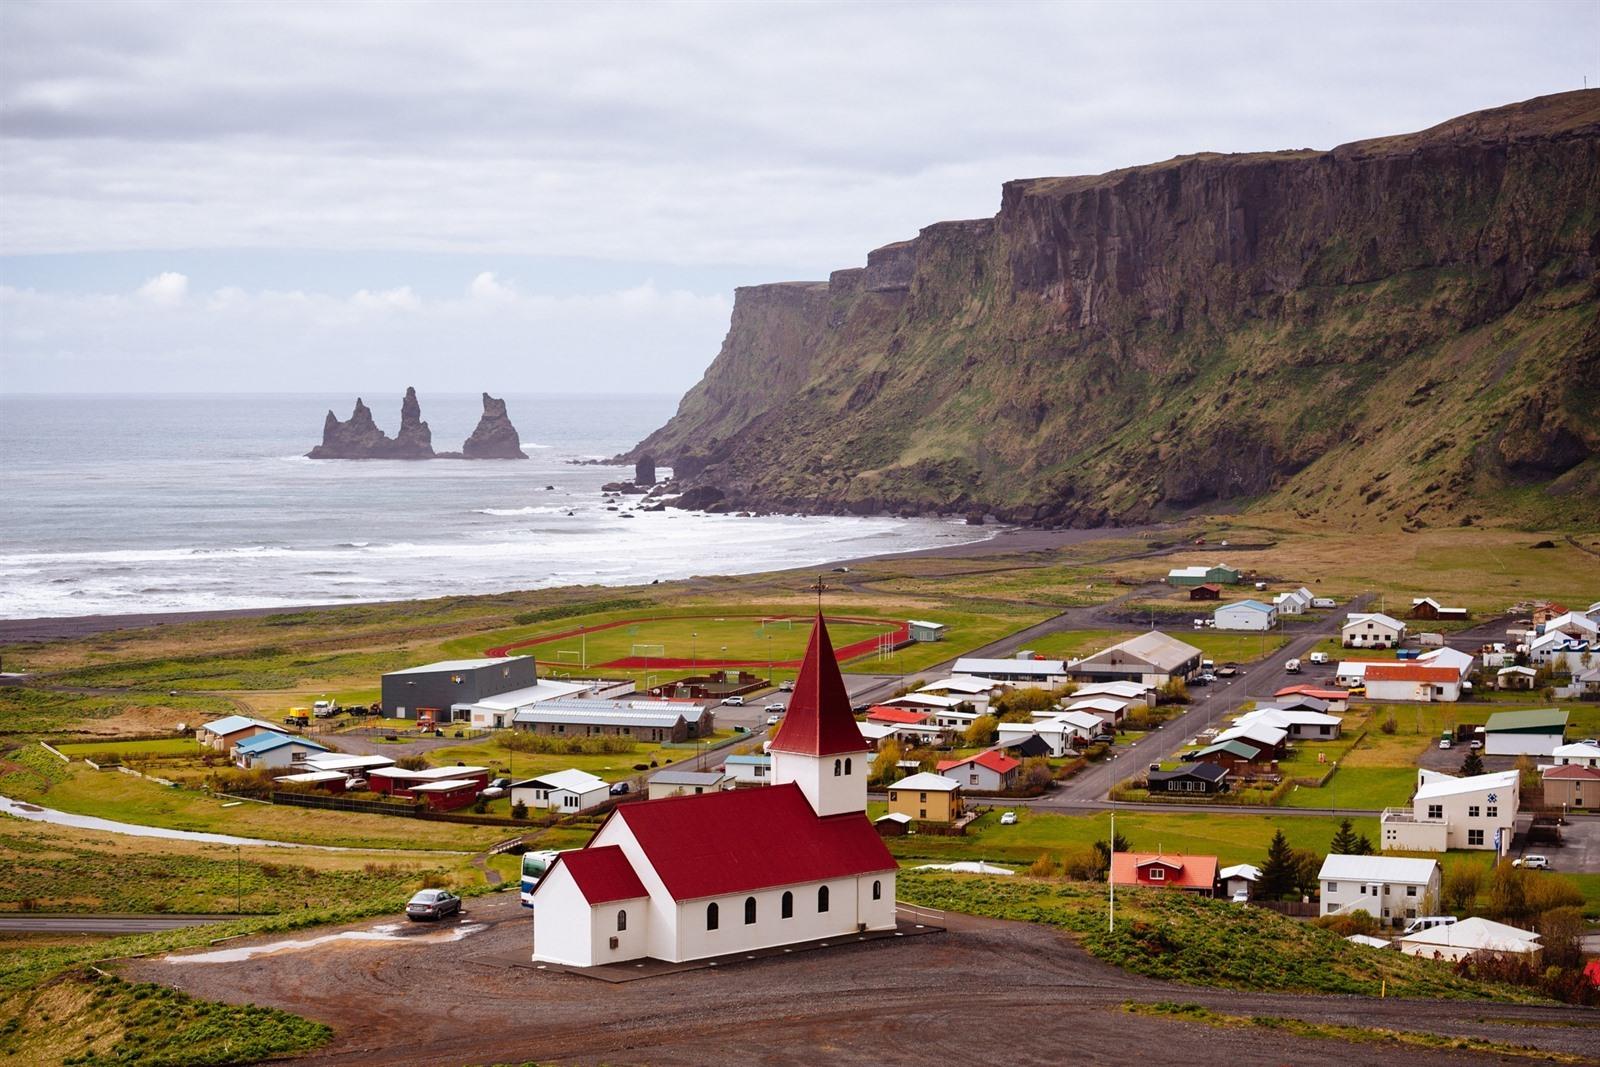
[{"left": 770, "top": 613, "right": 869, "bottom": 817}]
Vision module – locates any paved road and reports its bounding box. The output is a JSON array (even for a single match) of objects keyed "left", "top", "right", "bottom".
[{"left": 0, "top": 914, "right": 235, "bottom": 933}]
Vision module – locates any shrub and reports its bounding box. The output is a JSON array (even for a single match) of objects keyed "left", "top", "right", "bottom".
[
  {"left": 1028, "top": 852, "right": 1062, "bottom": 878},
  {"left": 1441, "top": 863, "right": 1485, "bottom": 913},
  {"left": 1536, "top": 906, "right": 1586, "bottom": 970},
  {"left": 511, "top": 800, "right": 528, "bottom": 820},
  {"left": 962, "top": 714, "right": 998, "bottom": 747},
  {"left": 1379, "top": 714, "right": 1398, "bottom": 735},
  {"left": 419, "top": 872, "right": 451, "bottom": 889},
  {"left": 395, "top": 755, "right": 430, "bottom": 771},
  {"left": 1312, "top": 910, "right": 1380, "bottom": 937},
  {"left": 991, "top": 688, "right": 1059, "bottom": 720},
  {"left": 1021, "top": 757, "right": 1054, "bottom": 791},
  {"left": 504, "top": 731, "right": 635, "bottom": 755}
]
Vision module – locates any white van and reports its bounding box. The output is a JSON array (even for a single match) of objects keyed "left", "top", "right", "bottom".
[
  {"left": 1284, "top": 658, "right": 1301, "bottom": 674},
  {"left": 1402, "top": 915, "right": 1457, "bottom": 935},
  {"left": 1308, "top": 651, "right": 1329, "bottom": 665}
]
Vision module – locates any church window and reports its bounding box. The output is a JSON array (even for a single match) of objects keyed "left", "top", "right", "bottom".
[
  {"left": 706, "top": 902, "right": 719, "bottom": 930},
  {"left": 817, "top": 885, "right": 829, "bottom": 913},
  {"left": 872, "top": 880, "right": 882, "bottom": 900},
  {"left": 744, "top": 897, "right": 757, "bottom": 925},
  {"left": 781, "top": 891, "right": 793, "bottom": 919},
  {"left": 844, "top": 758, "right": 852, "bottom": 775},
  {"left": 833, "top": 758, "right": 842, "bottom": 776},
  {"left": 617, "top": 910, "right": 627, "bottom": 932}
]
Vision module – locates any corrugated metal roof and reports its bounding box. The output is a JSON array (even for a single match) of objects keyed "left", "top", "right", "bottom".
[{"left": 1318, "top": 854, "right": 1438, "bottom": 884}]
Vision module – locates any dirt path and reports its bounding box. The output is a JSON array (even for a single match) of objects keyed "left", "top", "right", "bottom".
[{"left": 120, "top": 894, "right": 1599, "bottom": 1066}]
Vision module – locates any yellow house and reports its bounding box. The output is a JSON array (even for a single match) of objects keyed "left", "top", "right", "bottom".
[{"left": 886, "top": 772, "right": 963, "bottom": 824}]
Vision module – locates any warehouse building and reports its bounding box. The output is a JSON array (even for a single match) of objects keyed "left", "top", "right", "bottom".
[{"left": 381, "top": 657, "right": 539, "bottom": 718}]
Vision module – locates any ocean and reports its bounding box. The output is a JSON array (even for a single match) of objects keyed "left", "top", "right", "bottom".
[{"left": 0, "top": 393, "right": 990, "bottom": 619}]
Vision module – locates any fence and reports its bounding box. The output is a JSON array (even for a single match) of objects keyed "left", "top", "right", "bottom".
[{"left": 1250, "top": 900, "right": 1319, "bottom": 918}]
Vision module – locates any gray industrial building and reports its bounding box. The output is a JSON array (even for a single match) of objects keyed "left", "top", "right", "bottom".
[{"left": 381, "top": 657, "right": 539, "bottom": 718}]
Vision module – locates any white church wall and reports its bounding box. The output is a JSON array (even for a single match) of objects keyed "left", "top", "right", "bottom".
[
  {"left": 591, "top": 816, "right": 684, "bottom": 962},
  {"left": 531, "top": 863, "right": 599, "bottom": 966}
]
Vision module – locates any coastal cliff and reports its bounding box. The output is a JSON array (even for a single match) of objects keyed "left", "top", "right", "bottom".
[
  {"left": 308, "top": 389, "right": 527, "bottom": 460},
  {"left": 630, "top": 91, "right": 1600, "bottom": 527}
]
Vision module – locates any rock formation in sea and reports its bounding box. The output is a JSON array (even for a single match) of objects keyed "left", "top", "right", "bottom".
[
  {"left": 307, "top": 398, "right": 397, "bottom": 459},
  {"left": 460, "top": 393, "right": 529, "bottom": 459},
  {"left": 634, "top": 454, "right": 657, "bottom": 485},
  {"left": 389, "top": 386, "right": 435, "bottom": 459}
]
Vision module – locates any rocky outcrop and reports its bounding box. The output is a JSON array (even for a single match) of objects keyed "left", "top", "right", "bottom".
[
  {"left": 308, "top": 398, "right": 399, "bottom": 459},
  {"left": 461, "top": 393, "right": 528, "bottom": 459},
  {"left": 629, "top": 91, "right": 1600, "bottom": 527},
  {"left": 634, "top": 454, "right": 657, "bottom": 486},
  {"left": 390, "top": 386, "right": 434, "bottom": 459}
]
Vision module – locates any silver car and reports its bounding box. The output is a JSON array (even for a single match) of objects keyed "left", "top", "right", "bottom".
[{"left": 406, "top": 889, "right": 461, "bottom": 921}]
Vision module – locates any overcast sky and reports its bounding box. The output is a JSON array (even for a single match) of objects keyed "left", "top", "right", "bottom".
[{"left": 1, "top": 0, "right": 1595, "bottom": 394}]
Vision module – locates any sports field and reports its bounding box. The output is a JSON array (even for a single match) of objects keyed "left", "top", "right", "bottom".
[{"left": 483, "top": 613, "right": 907, "bottom": 670}]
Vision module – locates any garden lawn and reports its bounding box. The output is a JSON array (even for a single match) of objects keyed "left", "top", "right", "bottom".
[
  {"left": 883, "top": 807, "right": 1377, "bottom": 868},
  {"left": 0, "top": 744, "right": 503, "bottom": 852},
  {"left": 54, "top": 738, "right": 196, "bottom": 759},
  {"left": 896, "top": 871, "right": 1539, "bottom": 1000}
]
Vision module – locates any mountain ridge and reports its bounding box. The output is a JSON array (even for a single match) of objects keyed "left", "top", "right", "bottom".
[{"left": 630, "top": 91, "right": 1600, "bottom": 528}]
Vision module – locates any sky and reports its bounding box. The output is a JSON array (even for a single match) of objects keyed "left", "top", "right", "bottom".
[{"left": 1, "top": 0, "right": 1595, "bottom": 395}]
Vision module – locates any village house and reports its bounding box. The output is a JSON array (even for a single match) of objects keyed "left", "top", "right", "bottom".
[
  {"left": 1496, "top": 665, "right": 1538, "bottom": 690},
  {"left": 1148, "top": 762, "right": 1230, "bottom": 795},
  {"left": 1218, "top": 863, "right": 1260, "bottom": 900},
  {"left": 1541, "top": 611, "right": 1600, "bottom": 641},
  {"left": 1274, "top": 685, "right": 1350, "bottom": 711},
  {"left": 1188, "top": 583, "right": 1222, "bottom": 601},
  {"left": 511, "top": 769, "right": 611, "bottom": 812},
  {"left": 916, "top": 675, "right": 1004, "bottom": 713},
  {"left": 1232, "top": 706, "right": 1342, "bottom": 740},
  {"left": 1551, "top": 740, "right": 1600, "bottom": 768},
  {"left": 1362, "top": 663, "right": 1462, "bottom": 703},
  {"left": 1183, "top": 739, "right": 1272, "bottom": 774},
  {"left": 1166, "top": 563, "right": 1241, "bottom": 587},
  {"left": 272, "top": 769, "right": 351, "bottom": 793},
  {"left": 1212, "top": 722, "right": 1288, "bottom": 758},
  {"left": 1542, "top": 764, "right": 1599, "bottom": 810},
  {"left": 1109, "top": 852, "right": 1218, "bottom": 894},
  {"left": 232, "top": 732, "right": 329, "bottom": 770},
  {"left": 1410, "top": 597, "right": 1469, "bottom": 621},
  {"left": 529, "top": 614, "right": 897, "bottom": 968},
  {"left": 1380, "top": 769, "right": 1519, "bottom": 854},
  {"left": 196, "top": 714, "right": 288, "bottom": 752},
  {"left": 1484, "top": 708, "right": 1568, "bottom": 756},
  {"left": 1062, "top": 696, "right": 1132, "bottom": 726},
  {"left": 722, "top": 753, "right": 771, "bottom": 785},
  {"left": 887, "top": 772, "right": 963, "bottom": 824},
  {"left": 1069, "top": 630, "right": 1203, "bottom": 687},
  {"left": 1072, "top": 680, "right": 1157, "bottom": 707},
  {"left": 410, "top": 778, "right": 484, "bottom": 812},
  {"left": 907, "top": 620, "right": 947, "bottom": 642},
  {"left": 1318, "top": 854, "right": 1440, "bottom": 927},
  {"left": 1528, "top": 629, "right": 1595, "bottom": 671},
  {"left": 997, "top": 720, "right": 1081, "bottom": 758},
  {"left": 368, "top": 764, "right": 490, "bottom": 797},
  {"left": 1341, "top": 612, "right": 1406, "bottom": 649},
  {"left": 1213, "top": 599, "right": 1278, "bottom": 631},
  {"left": 512, "top": 699, "right": 713, "bottom": 743},
  {"left": 1273, "top": 587, "right": 1314, "bottom": 615},
  {"left": 1416, "top": 645, "right": 1474, "bottom": 679},
  {"left": 1026, "top": 708, "right": 1104, "bottom": 738},
  {"left": 1399, "top": 917, "right": 1540, "bottom": 962},
  {"left": 936, "top": 750, "right": 1021, "bottom": 792},
  {"left": 950, "top": 656, "right": 1068, "bottom": 689}
]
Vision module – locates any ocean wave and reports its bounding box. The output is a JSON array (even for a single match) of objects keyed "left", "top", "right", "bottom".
[{"left": 475, "top": 505, "right": 567, "bottom": 517}]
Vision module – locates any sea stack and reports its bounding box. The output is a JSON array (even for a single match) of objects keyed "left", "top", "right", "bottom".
[
  {"left": 307, "top": 398, "right": 394, "bottom": 458},
  {"left": 461, "top": 393, "right": 528, "bottom": 459},
  {"left": 634, "top": 453, "right": 657, "bottom": 485},
  {"left": 389, "top": 386, "right": 435, "bottom": 459}
]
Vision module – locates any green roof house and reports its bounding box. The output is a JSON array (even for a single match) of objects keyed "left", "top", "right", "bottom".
[{"left": 1484, "top": 708, "right": 1568, "bottom": 757}]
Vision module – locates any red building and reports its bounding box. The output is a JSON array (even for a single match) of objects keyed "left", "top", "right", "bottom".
[{"left": 1109, "top": 852, "right": 1219, "bottom": 894}]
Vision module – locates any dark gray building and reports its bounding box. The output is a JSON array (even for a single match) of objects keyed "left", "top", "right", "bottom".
[{"left": 381, "top": 657, "right": 539, "bottom": 718}]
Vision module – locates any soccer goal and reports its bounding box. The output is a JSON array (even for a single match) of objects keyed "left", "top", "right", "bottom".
[
  {"left": 554, "top": 650, "right": 583, "bottom": 665},
  {"left": 631, "top": 643, "right": 666, "bottom": 659}
]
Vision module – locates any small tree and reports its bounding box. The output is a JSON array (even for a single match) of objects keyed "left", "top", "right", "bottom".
[
  {"left": 1488, "top": 860, "right": 1529, "bottom": 923},
  {"left": 871, "top": 739, "right": 904, "bottom": 785},
  {"left": 1258, "top": 830, "right": 1297, "bottom": 900},
  {"left": 1329, "top": 818, "right": 1361, "bottom": 855},
  {"left": 1091, "top": 829, "right": 1131, "bottom": 876},
  {"left": 1459, "top": 749, "right": 1485, "bottom": 777},
  {"left": 963, "top": 714, "right": 999, "bottom": 748},
  {"left": 511, "top": 799, "right": 528, "bottom": 820},
  {"left": 991, "top": 688, "right": 1059, "bottom": 721},
  {"left": 1021, "top": 757, "right": 1054, "bottom": 792},
  {"left": 396, "top": 754, "right": 430, "bottom": 771},
  {"left": 1441, "top": 863, "right": 1484, "bottom": 913},
  {"left": 1353, "top": 833, "right": 1375, "bottom": 855},
  {"left": 1536, "top": 906, "right": 1586, "bottom": 970},
  {"left": 1379, "top": 713, "right": 1398, "bottom": 735},
  {"left": 1290, "top": 849, "right": 1322, "bottom": 900},
  {"left": 1514, "top": 753, "right": 1539, "bottom": 792}
]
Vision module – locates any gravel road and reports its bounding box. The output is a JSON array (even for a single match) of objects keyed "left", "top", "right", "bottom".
[{"left": 120, "top": 893, "right": 1599, "bottom": 1066}]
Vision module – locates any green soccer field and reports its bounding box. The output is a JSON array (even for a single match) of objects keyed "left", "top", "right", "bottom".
[{"left": 495, "top": 613, "right": 904, "bottom": 669}]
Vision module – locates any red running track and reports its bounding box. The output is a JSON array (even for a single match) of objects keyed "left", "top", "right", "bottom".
[{"left": 483, "top": 614, "right": 908, "bottom": 669}]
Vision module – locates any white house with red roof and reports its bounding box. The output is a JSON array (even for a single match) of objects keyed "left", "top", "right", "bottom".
[
  {"left": 936, "top": 749, "right": 1021, "bottom": 792},
  {"left": 531, "top": 615, "right": 899, "bottom": 968}
]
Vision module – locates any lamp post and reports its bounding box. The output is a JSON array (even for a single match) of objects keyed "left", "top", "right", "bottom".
[
  {"left": 691, "top": 631, "right": 698, "bottom": 671},
  {"left": 235, "top": 845, "right": 242, "bottom": 914}
]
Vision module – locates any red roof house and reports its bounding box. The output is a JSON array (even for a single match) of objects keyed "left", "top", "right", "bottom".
[
  {"left": 1363, "top": 664, "right": 1461, "bottom": 684},
  {"left": 936, "top": 749, "right": 1022, "bottom": 792},
  {"left": 1109, "top": 852, "right": 1219, "bottom": 894},
  {"left": 866, "top": 706, "right": 932, "bottom": 725},
  {"left": 529, "top": 613, "right": 899, "bottom": 969}
]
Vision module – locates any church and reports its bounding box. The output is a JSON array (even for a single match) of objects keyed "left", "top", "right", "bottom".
[{"left": 531, "top": 614, "right": 898, "bottom": 967}]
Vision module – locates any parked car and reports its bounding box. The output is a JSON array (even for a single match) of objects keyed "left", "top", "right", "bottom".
[
  {"left": 1190, "top": 674, "right": 1210, "bottom": 686},
  {"left": 481, "top": 777, "right": 511, "bottom": 799},
  {"left": 345, "top": 776, "right": 368, "bottom": 791},
  {"left": 1402, "top": 915, "right": 1456, "bottom": 935},
  {"left": 765, "top": 703, "right": 786, "bottom": 713},
  {"left": 406, "top": 889, "right": 461, "bottom": 921},
  {"left": 1309, "top": 651, "right": 1330, "bottom": 665},
  {"left": 1469, "top": 739, "right": 1483, "bottom": 751},
  {"left": 721, "top": 695, "right": 745, "bottom": 706},
  {"left": 1284, "top": 658, "right": 1301, "bottom": 674},
  {"left": 1514, "top": 855, "right": 1550, "bottom": 870},
  {"left": 609, "top": 781, "right": 631, "bottom": 796},
  {"left": 999, "top": 811, "right": 1017, "bottom": 825},
  {"left": 1438, "top": 737, "right": 1452, "bottom": 750},
  {"left": 767, "top": 714, "right": 783, "bottom": 725},
  {"left": 779, "top": 680, "right": 794, "bottom": 692}
]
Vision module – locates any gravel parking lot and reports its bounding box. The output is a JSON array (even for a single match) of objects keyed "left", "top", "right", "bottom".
[{"left": 122, "top": 893, "right": 1600, "bottom": 1065}]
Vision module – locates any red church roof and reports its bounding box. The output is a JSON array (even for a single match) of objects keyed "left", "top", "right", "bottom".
[
  {"left": 609, "top": 783, "right": 895, "bottom": 901},
  {"left": 770, "top": 614, "right": 870, "bottom": 756},
  {"left": 550, "top": 844, "right": 649, "bottom": 904}
]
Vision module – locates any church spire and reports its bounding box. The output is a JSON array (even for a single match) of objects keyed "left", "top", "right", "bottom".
[{"left": 770, "top": 613, "right": 868, "bottom": 757}]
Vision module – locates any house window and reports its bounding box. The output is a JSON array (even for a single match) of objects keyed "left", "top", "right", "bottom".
[
  {"left": 1427, "top": 804, "right": 1443, "bottom": 820},
  {"left": 919, "top": 809, "right": 927, "bottom": 819},
  {"left": 1149, "top": 868, "right": 1165, "bottom": 881},
  {"left": 744, "top": 897, "right": 757, "bottom": 925},
  {"left": 1468, "top": 829, "right": 1484, "bottom": 846},
  {"left": 817, "top": 885, "right": 830, "bottom": 913},
  {"left": 919, "top": 792, "right": 928, "bottom": 802},
  {"left": 1327, "top": 882, "right": 1338, "bottom": 893},
  {"left": 617, "top": 910, "right": 627, "bottom": 932},
  {"left": 1359, "top": 885, "right": 1367, "bottom": 895},
  {"left": 1468, "top": 805, "right": 1479, "bottom": 818},
  {"left": 781, "top": 891, "right": 793, "bottom": 919},
  {"left": 872, "top": 880, "right": 882, "bottom": 901},
  {"left": 706, "top": 902, "right": 719, "bottom": 930},
  {"left": 1486, "top": 805, "right": 1497, "bottom": 818},
  {"left": 970, "top": 774, "right": 979, "bottom": 785},
  {"left": 1406, "top": 886, "right": 1417, "bottom": 897}
]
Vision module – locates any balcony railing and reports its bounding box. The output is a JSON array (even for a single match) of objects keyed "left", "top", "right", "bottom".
[{"left": 1380, "top": 807, "right": 1445, "bottom": 825}]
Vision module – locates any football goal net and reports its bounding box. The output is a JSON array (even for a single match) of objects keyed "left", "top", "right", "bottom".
[
  {"left": 553, "top": 650, "right": 583, "bottom": 664},
  {"left": 631, "top": 643, "right": 667, "bottom": 658}
]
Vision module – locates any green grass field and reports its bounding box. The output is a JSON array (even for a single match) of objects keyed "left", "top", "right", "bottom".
[
  {"left": 427, "top": 729, "right": 737, "bottom": 782},
  {"left": 54, "top": 737, "right": 196, "bottom": 759}
]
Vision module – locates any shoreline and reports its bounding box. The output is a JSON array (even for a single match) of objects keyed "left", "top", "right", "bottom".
[{"left": 0, "top": 523, "right": 1171, "bottom": 644}]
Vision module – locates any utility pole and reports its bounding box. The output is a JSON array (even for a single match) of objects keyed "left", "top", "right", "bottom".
[
  {"left": 1107, "top": 802, "right": 1116, "bottom": 932},
  {"left": 235, "top": 845, "right": 242, "bottom": 914}
]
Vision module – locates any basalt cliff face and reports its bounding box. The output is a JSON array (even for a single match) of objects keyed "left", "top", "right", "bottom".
[
  {"left": 631, "top": 91, "right": 1600, "bottom": 527},
  {"left": 309, "top": 389, "right": 527, "bottom": 460}
]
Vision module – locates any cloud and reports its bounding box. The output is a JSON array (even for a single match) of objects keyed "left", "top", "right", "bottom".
[
  {"left": 136, "top": 270, "right": 187, "bottom": 305},
  {"left": 0, "top": 274, "right": 731, "bottom": 393}
]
